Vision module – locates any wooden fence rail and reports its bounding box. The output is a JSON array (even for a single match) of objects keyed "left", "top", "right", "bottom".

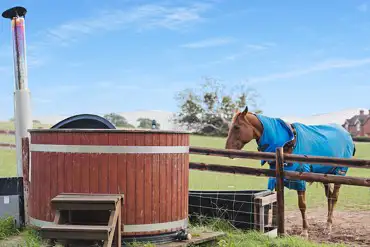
[
  {"left": 0, "top": 130, "right": 15, "bottom": 135},
  {"left": 189, "top": 162, "right": 370, "bottom": 187},
  {"left": 189, "top": 145, "right": 370, "bottom": 237},
  {"left": 190, "top": 146, "right": 370, "bottom": 169}
]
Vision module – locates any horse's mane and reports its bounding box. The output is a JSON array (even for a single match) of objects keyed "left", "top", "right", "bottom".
[{"left": 231, "top": 110, "right": 241, "bottom": 123}]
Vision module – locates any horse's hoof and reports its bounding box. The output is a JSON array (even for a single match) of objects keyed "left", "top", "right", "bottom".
[
  {"left": 300, "top": 229, "right": 309, "bottom": 239},
  {"left": 325, "top": 223, "right": 332, "bottom": 235}
]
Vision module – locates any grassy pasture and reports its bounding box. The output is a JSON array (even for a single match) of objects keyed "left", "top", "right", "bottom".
[{"left": 0, "top": 121, "right": 369, "bottom": 246}]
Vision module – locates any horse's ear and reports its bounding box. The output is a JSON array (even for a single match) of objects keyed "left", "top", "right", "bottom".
[{"left": 242, "top": 105, "right": 248, "bottom": 113}]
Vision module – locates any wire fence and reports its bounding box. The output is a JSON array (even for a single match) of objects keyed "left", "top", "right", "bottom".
[
  {"left": 188, "top": 190, "right": 277, "bottom": 233},
  {"left": 0, "top": 129, "right": 15, "bottom": 150}
]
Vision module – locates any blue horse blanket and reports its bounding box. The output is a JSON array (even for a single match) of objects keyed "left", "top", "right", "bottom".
[{"left": 255, "top": 114, "right": 355, "bottom": 191}]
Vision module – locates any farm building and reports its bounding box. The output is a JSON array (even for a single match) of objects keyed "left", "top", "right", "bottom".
[{"left": 343, "top": 109, "right": 370, "bottom": 137}]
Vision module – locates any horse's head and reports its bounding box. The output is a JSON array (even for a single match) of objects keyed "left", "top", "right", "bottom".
[{"left": 225, "top": 106, "right": 263, "bottom": 150}]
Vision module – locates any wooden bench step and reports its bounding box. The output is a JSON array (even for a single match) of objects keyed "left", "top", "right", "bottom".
[
  {"left": 51, "top": 193, "right": 124, "bottom": 211},
  {"left": 41, "top": 224, "right": 111, "bottom": 240}
]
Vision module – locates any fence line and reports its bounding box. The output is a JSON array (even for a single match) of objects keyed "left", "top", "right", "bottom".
[
  {"left": 189, "top": 145, "right": 370, "bottom": 237},
  {"left": 189, "top": 162, "right": 370, "bottom": 187},
  {"left": 0, "top": 129, "right": 16, "bottom": 150},
  {"left": 0, "top": 130, "right": 15, "bottom": 135},
  {"left": 190, "top": 146, "right": 370, "bottom": 169}
]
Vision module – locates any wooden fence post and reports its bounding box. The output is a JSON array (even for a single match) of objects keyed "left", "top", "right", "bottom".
[
  {"left": 275, "top": 147, "right": 285, "bottom": 237},
  {"left": 22, "top": 137, "right": 30, "bottom": 225}
]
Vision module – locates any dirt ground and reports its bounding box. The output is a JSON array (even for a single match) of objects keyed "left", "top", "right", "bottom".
[{"left": 285, "top": 209, "right": 370, "bottom": 247}]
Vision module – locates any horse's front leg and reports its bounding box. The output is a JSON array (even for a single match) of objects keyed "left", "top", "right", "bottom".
[
  {"left": 297, "top": 190, "right": 309, "bottom": 238},
  {"left": 327, "top": 184, "right": 341, "bottom": 235}
]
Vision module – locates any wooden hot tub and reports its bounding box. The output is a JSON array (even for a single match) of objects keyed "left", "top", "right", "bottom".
[{"left": 27, "top": 128, "right": 190, "bottom": 243}]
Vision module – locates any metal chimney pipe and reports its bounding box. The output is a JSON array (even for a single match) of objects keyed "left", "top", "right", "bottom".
[{"left": 2, "top": 6, "right": 32, "bottom": 178}]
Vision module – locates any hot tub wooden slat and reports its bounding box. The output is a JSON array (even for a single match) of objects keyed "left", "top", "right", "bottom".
[
  {"left": 135, "top": 133, "right": 145, "bottom": 231},
  {"left": 42, "top": 133, "right": 51, "bottom": 221},
  {"left": 49, "top": 133, "right": 58, "bottom": 221},
  {"left": 144, "top": 134, "right": 153, "bottom": 227},
  {"left": 152, "top": 133, "right": 160, "bottom": 234},
  {"left": 72, "top": 134, "right": 81, "bottom": 193},
  {"left": 80, "top": 133, "right": 90, "bottom": 193},
  {"left": 165, "top": 134, "right": 172, "bottom": 225},
  {"left": 171, "top": 134, "right": 178, "bottom": 223},
  {"left": 108, "top": 133, "right": 118, "bottom": 194},
  {"left": 89, "top": 133, "right": 100, "bottom": 193},
  {"left": 99, "top": 133, "right": 109, "bottom": 194},
  {"left": 117, "top": 135, "right": 128, "bottom": 230},
  {"left": 159, "top": 134, "right": 166, "bottom": 225},
  {"left": 126, "top": 133, "right": 136, "bottom": 232},
  {"left": 65, "top": 134, "right": 74, "bottom": 193},
  {"left": 57, "top": 133, "right": 66, "bottom": 196}
]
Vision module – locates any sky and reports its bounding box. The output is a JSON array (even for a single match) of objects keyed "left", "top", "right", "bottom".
[{"left": 0, "top": 0, "right": 369, "bottom": 121}]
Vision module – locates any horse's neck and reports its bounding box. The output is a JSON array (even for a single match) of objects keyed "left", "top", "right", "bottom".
[{"left": 245, "top": 113, "right": 263, "bottom": 141}]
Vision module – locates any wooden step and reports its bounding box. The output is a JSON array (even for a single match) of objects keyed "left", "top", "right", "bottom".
[
  {"left": 41, "top": 224, "right": 111, "bottom": 240},
  {"left": 51, "top": 193, "right": 124, "bottom": 211}
]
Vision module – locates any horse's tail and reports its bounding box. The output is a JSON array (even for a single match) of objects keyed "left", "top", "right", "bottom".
[{"left": 353, "top": 144, "right": 356, "bottom": 157}]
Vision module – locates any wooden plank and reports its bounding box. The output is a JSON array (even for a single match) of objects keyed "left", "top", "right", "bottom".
[
  {"left": 105, "top": 203, "right": 121, "bottom": 247},
  {"left": 52, "top": 193, "right": 122, "bottom": 201},
  {"left": 184, "top": 135, "right": 189, "bottom": 220},
  {"left": 49, "top": 133, "right": 59, "bottom": 221},
  {"left": 157, "top": 231, "right": 225, "bottom": 247},
  {"left": 171, "top": 134, "right": 178, "bottom": 223},
  {"left": 80, "top": 133, "right": 90, "bottom": 194},
  {"left": 41, "top": 225, "right": 111, "bottom": 231},
  {"left": 41, "top": 133, "right": 51, "bottom": 221},
  {"left": 72, "top": 133, "right": 82, "bottom": 193},
  {"left": 108, "top": 133, "right": 118, "bottom": 195},
  {"left": 117, "top": 133, "right": 128, "bottom": 233},
  {"left": 126, "top": 133, "right": 136, "bottom": 235},
  {"left": 152, "top": 133, "right": 160, "bottom": 226},
  {"left": 99, "top": 133, "right": 109, "bottom": 194},
  {"left": 177, "top": 134, "right": 182, "bottom": 223},
  {"left": 166, "top": 134, "right": 172, "bottom": 225},
  {"left": 56, "top": 133, "right": 65, "bottom": 197},
  {"left": 135, "top": 133, "right": 145, "bottom": 229},
  {"left": 255, "top": 193, "right": 277, "bottom": 207},
  {"left": 22, "top": 137, "right": 30, "bottom": 225},
  {"left": 144, "top": 134, "right": 153, "bottom": 228},
  {"left": 89, "top": 133, "right": 100, "bottom": 194},
  {"left": 51, "top": 203, "right": 117, "bottom": 211},
  {"left": 159, "top": 133, "right": 167, "bottom": 224},
  {"left": 189, "top": 162, "right": 370, "bottom": 187},
  {"left": 190, "top": 146, "right": 370, "bottom": 169},
  {"left": 275, "top": 147, "right": 285, "bottom": 237},
  {"left": 64, "top": 134, "right": 74, "bottom": 193}
]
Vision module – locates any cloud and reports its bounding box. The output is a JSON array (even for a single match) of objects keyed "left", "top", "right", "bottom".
[
  {"left": 223, "top": 42, "right": 277, "bottom": 61},
  {"left": 180, "top": 37, "right": 236, "bottom": 48},
  {"left": 245, "top": 42, "right": 276, "bottom": 51},
  {"left": 41, "top": 2, "right": 213, "bottom": 46},
  {"left": 249, "top": 57, "right": 370, "bottom": 84},
  {"left": 358, "top": 3, "right": 368, "bottom": 12}
]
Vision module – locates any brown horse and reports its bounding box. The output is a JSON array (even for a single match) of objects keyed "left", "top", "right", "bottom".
[{"left": 225, "top": 106, "right": 356, "bottom": 238}]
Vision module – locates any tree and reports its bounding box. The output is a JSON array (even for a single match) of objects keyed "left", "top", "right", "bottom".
[
  {"left": 137, "top": 118, "right": 161, "bottom": 129},
  {"left": 174, "top": 77, "right": 262, "bottom": 136},
  {"left": 103, "top": 113, "right": 135, "bottom": 128}
]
